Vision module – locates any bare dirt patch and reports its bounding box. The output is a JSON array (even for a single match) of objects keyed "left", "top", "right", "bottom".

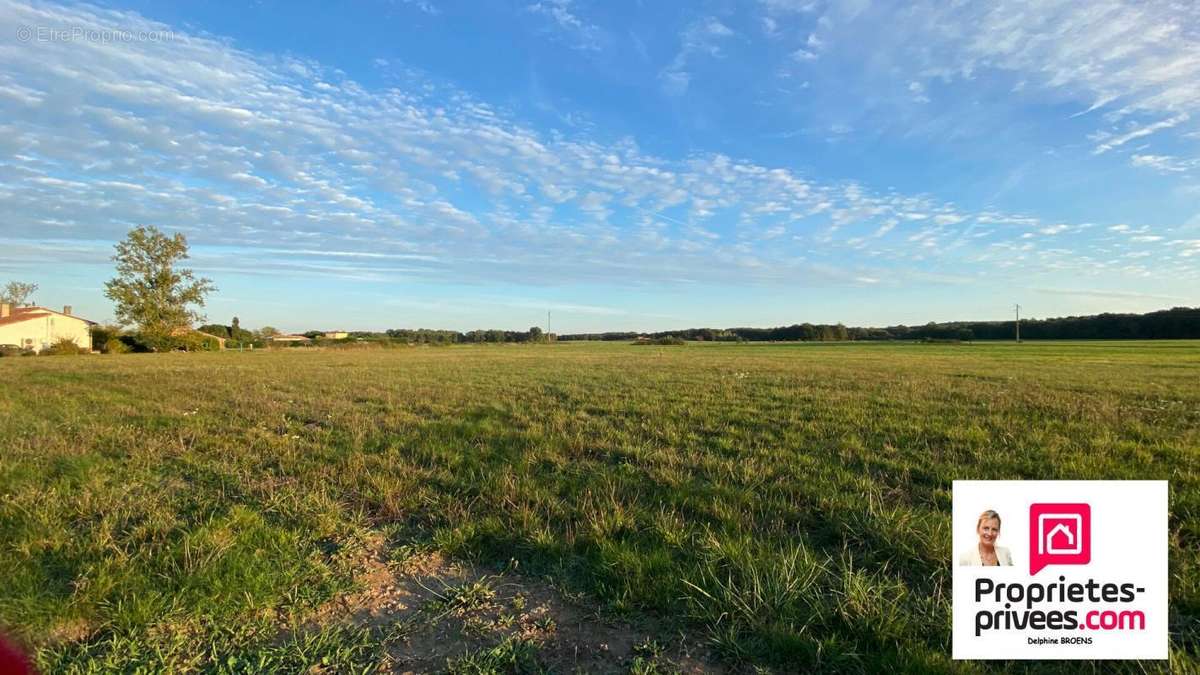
[{"left": 307, "top": 541, "right": 723, "bottom": 673}]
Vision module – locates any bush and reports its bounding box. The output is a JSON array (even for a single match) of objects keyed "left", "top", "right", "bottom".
[
  {"left": 0, "top": 345, "right": 30, "bottom": 358},
  {"left": 41, "top": 337, "right": 83, "bottom": 355},
  {"left": 90, "top": 324, "right": 122, "bottom": 351},
  {"left": 120, "top": 331, "right": 220, "bottom": 352},
  {"left": 167, "top": 332, "right": 218, "bottom": 352},
  {"left": 118, "top": 334, "right": 154, "bottom": 353},
  {"left": 104, "top": 338, "right": 131, "bottom": 354},
  {"left": 91, "top": 325, "right": 132, "bottom": 354}
]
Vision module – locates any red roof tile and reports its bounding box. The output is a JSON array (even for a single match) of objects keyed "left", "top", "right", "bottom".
[{"left": 0, "top": 306, "right": 96, "bottom": 328}]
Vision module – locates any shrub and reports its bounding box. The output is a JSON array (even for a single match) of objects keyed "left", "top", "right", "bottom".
[
  {"left": 118, "top": 334, "right": 154, "bottom": 353},
  {"left": 117, "top": 330, "right": 221, "bottom": 352},
  {"left": 91, "top": 325, "right": 132, "bottom": 354},
  {"left": 90, "top": 324, "right": 122, "bottom": 351},
  {"left": 104, "top": 338, "right": 131, "bottom": 354},
  {"left": 168, "top": 332, "right": 217, "bottom": 352},
  {"left": 41, "top": 337, "right": 83, "bottom": 355}
]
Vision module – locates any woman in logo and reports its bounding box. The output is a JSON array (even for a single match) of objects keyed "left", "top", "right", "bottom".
[{"left": 959, "top": 509, "right": 1013, "bottom": 566}]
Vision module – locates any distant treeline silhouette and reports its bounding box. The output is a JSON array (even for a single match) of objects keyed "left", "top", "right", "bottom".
[
  {"left": 380, "top": 327, "right": 550, "bottom": 344},
  {"left": 557, "top": 306, "right": 1200, "bottom": 342},
  {"left": 290, "top": 306, "right": 1199, "bottom": 345}
]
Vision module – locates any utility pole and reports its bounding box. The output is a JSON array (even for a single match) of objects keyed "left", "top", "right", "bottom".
[
  {"left": 1014, "top": 303, "right": 1021, "bottom": 343},
  {"left": 547, "top": 310, "right": 551, "bottom": 336}
]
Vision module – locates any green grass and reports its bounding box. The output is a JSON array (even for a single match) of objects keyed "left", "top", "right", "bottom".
[
  {"left": 1, "top": 341, "right": 1197, "bottom": 672},
  {"left": 446, "top": 636, "right": 546, "bottom": 675}
]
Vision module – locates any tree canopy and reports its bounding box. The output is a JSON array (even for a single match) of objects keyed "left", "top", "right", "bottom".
[
  {"left": 1, "top": 281, "right": 38, "bottom": 307},
  {"left": 104, "top": 226, "right": 215, "bottom": 348}
]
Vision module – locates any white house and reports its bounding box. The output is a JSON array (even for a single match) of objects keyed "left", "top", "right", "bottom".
[{"left": 0, "top": 304, "right": 95, "bottom": 353}]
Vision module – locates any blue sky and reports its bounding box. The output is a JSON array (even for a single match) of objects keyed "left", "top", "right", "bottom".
[{"left": 1, "top": 0, "right": 1198, "bottom": 333}]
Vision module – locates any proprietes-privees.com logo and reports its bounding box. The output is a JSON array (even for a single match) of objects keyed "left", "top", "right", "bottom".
[
  {"left": 975, "top": 503, "right": 1148, "bottom": 639},
  {"left": 952, "top": 481, "right": 1167, "bottom": 660}
]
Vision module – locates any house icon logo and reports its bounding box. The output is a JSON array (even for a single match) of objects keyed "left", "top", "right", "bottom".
[{"left": 1029, "top": 503, "right": 1091, "bottom": 574}]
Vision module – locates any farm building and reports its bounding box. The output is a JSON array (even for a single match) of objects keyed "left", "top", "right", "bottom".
[
  {"left": 322, "top": 331, "right": 349, "bottom": 339},
  {"left": 169, "top": 326, "right": 227, "bottom": 350},
  {"left": 195, "top": 330, "right": 227, "bottom": 349},
  {"left": 0, "top": 304, "right": 95, "bottom": 353},
  {"left": 269, "top": 334, "right": 312, "bottom": 344}
]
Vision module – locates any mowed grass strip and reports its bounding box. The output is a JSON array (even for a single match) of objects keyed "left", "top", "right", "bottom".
[{"left": 1, "top": 341, "right": 1197, "bottom": 673}]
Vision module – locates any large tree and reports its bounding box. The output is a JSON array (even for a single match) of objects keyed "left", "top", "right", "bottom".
[
  {"left": 1, "top": 281, "right": 37, "bottom": 307},
  {"left": 104, "top": 226, "right": 215, "bottom": 347}
]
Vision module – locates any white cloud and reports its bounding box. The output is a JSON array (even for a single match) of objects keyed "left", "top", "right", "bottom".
[
  {"left": 526, "top": 0, "right": 603, "bottom": 51},
  {"left": 399, "top": 0, "right": 439, "bottom": 15},
  {"left": 760, "top": 0, "right": 817, "bottom": 14},
  {"left": 908, "top": 80, "right": 930, "bottom": 104},
  {"left": 1130, "top": 153, "right": 1198, "bottom": 173},
  {"left": 0, "top": 0, "right": 1189, "bottom": 291},
  {"left": 660, "top": 16, "right": 735, "bottom": 95},
  {"left": 796, "top": 1, "right": 1200, "bottom": 158},
  {"left": 1092, "top": 114, "right": 1189, "bottom": 154},
  {"left": 1032, "top": 287, "right": 1185, "bottom": 302},
  {"left": 659, "top": 70, "right": 691, "bottom": 97}
]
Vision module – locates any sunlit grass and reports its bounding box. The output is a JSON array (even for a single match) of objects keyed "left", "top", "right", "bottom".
[{"left": 1, "top": 341, "right": 1197, "bottom": 672}]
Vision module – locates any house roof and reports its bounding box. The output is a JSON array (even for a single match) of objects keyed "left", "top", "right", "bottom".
[
  {"left": 170, "top": 326, "right": 227, "bottom": 342},
  {"left": 0, "top": 306, "right": 96, "bottom": 328}
]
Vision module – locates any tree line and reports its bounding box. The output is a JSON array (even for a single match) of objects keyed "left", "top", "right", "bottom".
[
  {"left": 12, "top": 224, "right": 1199, "bottom": 352},
  {"left": 139, "top": 306, "right": 1200, "bottom": 348},
  {"left": 557, "top": 307, "right": 1200, "bottom": 342},
  {"left": 369, "top": 327, "right": 551, "bottom": 344}
]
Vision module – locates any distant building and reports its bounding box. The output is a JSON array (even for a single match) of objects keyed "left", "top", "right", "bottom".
[
  {"left": 322, "top": 331, "right": 349, "bottom": 339},
  {"left": 196, "top": 331, "right": 228, "bottom": 349},
  {"left": 170, "top": 326, "right": 227, "bottom": 350},
  {"left": 0, "top": 304, "right": 95, "bottom": 353},
  {"left": 270, "top": 334, "right": 312, "bottom": 344}
]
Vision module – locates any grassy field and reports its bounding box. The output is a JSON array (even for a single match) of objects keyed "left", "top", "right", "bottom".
[{"left": 1, "top": 341, "right": 1197, "bottom": 673}]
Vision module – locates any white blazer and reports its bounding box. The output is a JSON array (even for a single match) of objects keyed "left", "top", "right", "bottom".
[{"left": 958, "top": 545, "right": 1013, "bottom": 567}]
